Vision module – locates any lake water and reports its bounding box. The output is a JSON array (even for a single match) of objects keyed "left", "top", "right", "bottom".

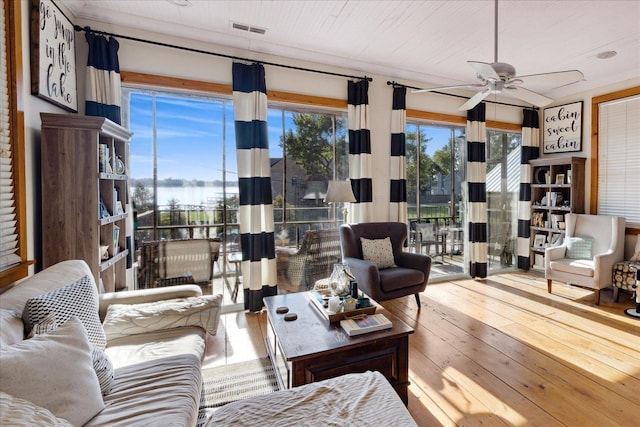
[{"left": 154, "top": 186, "right": 238, "bottom": 207}]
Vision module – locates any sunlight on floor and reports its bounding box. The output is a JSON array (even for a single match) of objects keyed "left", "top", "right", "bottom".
[{"left": 409, "top": 366, "right": 528, "bottom": 426}]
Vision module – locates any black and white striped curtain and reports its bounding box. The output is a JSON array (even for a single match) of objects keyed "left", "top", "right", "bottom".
[
  {"left": 466, "top": 103, "right": 488, "bottom": 278},
  {"left": 348, "top": 80, "right": 372, "bottom": 223},
  {"left": 232, "top": 62, "right": 277, "bottom": 312},
  {"left": 389, "top": 86, "right": 407, "bottom": 223},
  {"left": 517, "top": 109, "right": 540, "bottom": 269},
  {"left": 85, "top": 32, "right": 121, "bottom": 124}
]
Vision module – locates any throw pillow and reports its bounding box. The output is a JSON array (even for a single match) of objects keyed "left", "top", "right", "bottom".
[
  {"left": 22, "top": 274, "right": 107, "bottom": 349},
  {"left": 0, "top": 392, "right": 73, "bottom": 427},
  {"left": 28, "top": 312, "right": 114, "bottom": 396},
  {"left": 360, "top": 237, "right": 396, "bottom": 269},
  {"left": 102, "top": 294, "right": 223, "bottom": 340},
  {"left": 0, "top": 317, "right": 105, "bottom": 426},
  {"left": 566, "top": 236, "right": 594, "bottom": 260},
  {"left": 0, "top": 309, "right": 24, "bottom": 349}
]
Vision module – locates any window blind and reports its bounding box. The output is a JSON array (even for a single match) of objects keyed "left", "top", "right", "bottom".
[
  {"left": 0, "top": 0, "right": 20, "bottom": 271},
  {"left": 597, "top": 95, "right": 640, "bottom": 226}
]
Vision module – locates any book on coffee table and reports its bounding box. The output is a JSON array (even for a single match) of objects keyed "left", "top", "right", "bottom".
[{"left": 340, "top": 313, "right": 392, "bottom": 336}]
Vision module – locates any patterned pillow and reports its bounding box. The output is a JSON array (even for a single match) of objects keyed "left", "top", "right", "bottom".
[
  {"left": 28, "top": 313, "right": 114, "bottom": 396},
  {"left": 22, "top": 275, "right": 106, "bottom": 349},
  {"left": 360, "top": 237, "right": 396, "bottom": 269},
  {"left": 566, "top": 236, "right": 594, "bottom": 260}
]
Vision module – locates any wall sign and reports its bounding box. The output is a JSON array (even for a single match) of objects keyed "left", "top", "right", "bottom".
[
  {"left": 30, "top": 0, "right": 77, "bottom": 112},
  {"left": 543, "top": 101, "right": 582, "bottom": 154}
]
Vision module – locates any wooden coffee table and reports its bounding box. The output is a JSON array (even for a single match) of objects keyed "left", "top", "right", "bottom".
[{"left": 263, "top": 292, "right": 414, "bottom": 405}]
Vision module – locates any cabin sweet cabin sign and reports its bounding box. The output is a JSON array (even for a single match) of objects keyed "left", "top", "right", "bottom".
[{"left": 543, "top": 101, "right": 582, "bottom": 154}]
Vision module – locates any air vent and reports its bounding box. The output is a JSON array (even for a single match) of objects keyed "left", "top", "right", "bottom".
[{"left": 232, "top": 22, "right": 266, "bottom": 35}]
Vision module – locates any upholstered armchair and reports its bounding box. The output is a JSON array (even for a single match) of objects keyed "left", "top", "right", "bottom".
[
  {"left": 545, "top": 214, "right": 625, "bottom": 305},
  {"left": 340, "top": 222, "right": 431, "bottom": 307}
]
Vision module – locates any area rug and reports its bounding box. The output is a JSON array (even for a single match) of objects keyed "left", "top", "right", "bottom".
[{"left": 200, "top": 357, "right": 280, "bottom": 408}]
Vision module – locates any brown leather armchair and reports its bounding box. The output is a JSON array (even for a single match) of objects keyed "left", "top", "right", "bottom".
[{"left": 340, "top": 222, "right": 431, "bottom": 307}]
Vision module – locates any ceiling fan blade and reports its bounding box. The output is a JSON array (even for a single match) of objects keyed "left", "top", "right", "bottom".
[
  {"left": 458, "top": 89, "right": 492, "bottom": 111},
  {"left": 412, "top": 83, "right": 485, "bottom": 94},
  {"left": 515, "top": 70, "right": 584, "bottom": 91},
  {"left": 506, "top": 86, "right": 553, "bottom": 107},
  {"left": 468, "top": 61, "right": 500, "bottom": 81}
]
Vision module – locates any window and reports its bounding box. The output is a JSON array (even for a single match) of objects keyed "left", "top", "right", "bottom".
[
  {"left": 594, "top": 91, "right": 640, "bottom": 227},
  {"left": 0, "top": 0, "right": 29, "bottom": 286},
  {"left": 123, "top": 85, "right": 348, "bottom": 303},
  {"left": 486, "top": 129, "right": 521, "bottom": 269}
]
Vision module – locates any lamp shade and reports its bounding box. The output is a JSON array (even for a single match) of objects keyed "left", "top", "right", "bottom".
[{"left": 324, "top": 180, "right": 356, "bottom": 203}]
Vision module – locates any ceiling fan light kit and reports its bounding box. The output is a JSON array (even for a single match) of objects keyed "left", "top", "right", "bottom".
[{"left": 414, "top": 0, "right": 584, "bottom": 111}]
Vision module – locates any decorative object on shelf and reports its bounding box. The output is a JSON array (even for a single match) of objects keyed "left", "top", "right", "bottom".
[
  {"left": 534, "top": 167, "right": 550, "bottom": 184},
  {"left": 534, "top": 234, "right": 546, "bottom": 248},
  {"left": 324, "top": 180, "right": 356, "bottom": 224},
  {"left": 113, "top": 225, "right": 120, "bottom": 253},
  {"left": 100, "top": 245, "right": 109, "bottom": 260},
  {"left": 115, "top": 156, "right": 126, "bottom": 175},
  {"left": 99, "top": 144, "right": 108, "bottom": 173},
  {"left": 555, "top": 174, "right": 565, "bottom": 185},
  {"left": 328, "top": 262, "right": 355, "bottom": 296},
  {"left": 543, "top": 101, "right": 583, "bottom": 154},
  {"left": 29, "top": 0, "right": 78, "bottom": 112},
  {"left": 99, "top": 199, "right": 110, "bottom": 219},
  {"left": 567, "top": 169, "right": 572, "bottom": 184}
]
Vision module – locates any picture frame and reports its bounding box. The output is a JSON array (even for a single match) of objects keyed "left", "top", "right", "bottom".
[
  {"left": 555, "top": 174, "right": 565, "bottom": 185},
  {"left": 550, "top": 233, "right": 564, "bottom": 246},
  {"left": 543, "top": 101, "right": 582, "bottom": 154},
  {"left": 534, "top": 234, "right": 546, "bottom": 248},
  {"left": 29, "top": 0, "right": 78, "bottom": 112}
]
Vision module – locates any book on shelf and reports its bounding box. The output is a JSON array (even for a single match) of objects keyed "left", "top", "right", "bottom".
[{"left": 340, "top": 313, "right": 392, "bottom": 336}]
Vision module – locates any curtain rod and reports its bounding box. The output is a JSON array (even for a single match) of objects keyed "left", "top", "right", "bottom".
[
  {"left": 75, "top": 26, "right": 373, "bottom": 82},
  {"left": 387, "top": 80, "right": 538, "bottom": 111}
]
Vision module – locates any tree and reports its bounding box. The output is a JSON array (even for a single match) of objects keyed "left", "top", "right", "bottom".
[
  {"left": 132, "top": 182, "right": 153, "bottom": 212},
  {"left": 280, "top": 114, "right": 347, "bottom": 180},
  {"left": 405, "top": 128, "right": 434, "bottom": 195}
]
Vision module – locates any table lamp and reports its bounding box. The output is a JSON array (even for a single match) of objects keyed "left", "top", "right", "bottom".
[{"left": 325, "top": 180, "right": 356, "bottom": 223}]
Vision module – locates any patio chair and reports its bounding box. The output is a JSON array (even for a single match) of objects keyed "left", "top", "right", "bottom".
[
  {"left": 138, "top": 238, "right": 222, "bottom": 288},
  {"left": 278, "top": 228, "right": 342, "bottom": 292}
]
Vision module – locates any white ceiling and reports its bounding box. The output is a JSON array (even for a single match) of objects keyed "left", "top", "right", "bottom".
[{"left": 62, "top": 0, "right": 640, "bottom": 100}]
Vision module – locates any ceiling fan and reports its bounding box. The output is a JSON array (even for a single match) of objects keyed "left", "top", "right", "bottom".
[{"left": 414, "top": 0, "right": 584, "bottom": 111}]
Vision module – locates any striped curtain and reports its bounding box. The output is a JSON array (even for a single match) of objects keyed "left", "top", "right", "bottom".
[
  {"left": 466, "top": 103, "right": 488, "bottom": 278},
  {"left": 232, "top": 62, "right": 277, "bottom": 312},
  {"left": 347, "top": 80, "right": 372, "bottom": 223},
  {"left": 517, "top": 109, "right": 540, "bottom": 269},
  {"left": 389, "top": 86, "right": 407, "bottom": 223},
  {"left": 85, "top": 32, "right": 121, "bottom": 124}
]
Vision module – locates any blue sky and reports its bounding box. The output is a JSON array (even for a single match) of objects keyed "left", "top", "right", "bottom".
[{"left": 128, "top": 91, "right": 454, "bottom": 183}]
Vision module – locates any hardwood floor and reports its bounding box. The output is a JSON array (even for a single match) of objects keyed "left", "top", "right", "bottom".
[{"left": 202, "top": 270, "right": 639, "bottom": 426}]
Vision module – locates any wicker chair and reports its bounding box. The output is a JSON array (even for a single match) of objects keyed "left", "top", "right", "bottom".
[
  {"left": 278, "top": 229, "right": 342, "bottom": 292},
  {"left": 138, "top": 238, "right": 222, "bottom": 288}
]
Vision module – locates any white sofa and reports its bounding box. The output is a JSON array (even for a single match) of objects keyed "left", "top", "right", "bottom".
[{"left": 0, "top": 260, "right": 221, "bottom": 426}]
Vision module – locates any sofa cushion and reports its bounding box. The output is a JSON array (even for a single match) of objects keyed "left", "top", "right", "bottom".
[
  {"left": 27, "top": 312, "right": 115, "bottom": 395},
  {"left": 0, "top": 317, "right": 105, "bottom": 426},
  {"left": 0, "top": 309, "right": 24, "bottom": 349},
  {"left": 379, "top": 267, "right": 424, "bottom": 293},
  {"left": 22, "top": 274, "right": 107, "bottom": 349},
  {"left": 549, "top": 258, "right": 595, "bottom": 277},
  {"left": 84, "top": 354, "right": 202, "bottom": 427},
  {"left": 105, "top": 326, "right": 206, "bottom": 369},
  {"left": 0, "top": 392, "right": 73, "bottom": 427},
  {"left": 360, "top": 237, "right": 396, "bottom": 269},
  {"left": 102, "top": 294, "right": 222, "bottom": 340},
  {"left": 565, "top": 236, "right": 593, "bottom": 260}
]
